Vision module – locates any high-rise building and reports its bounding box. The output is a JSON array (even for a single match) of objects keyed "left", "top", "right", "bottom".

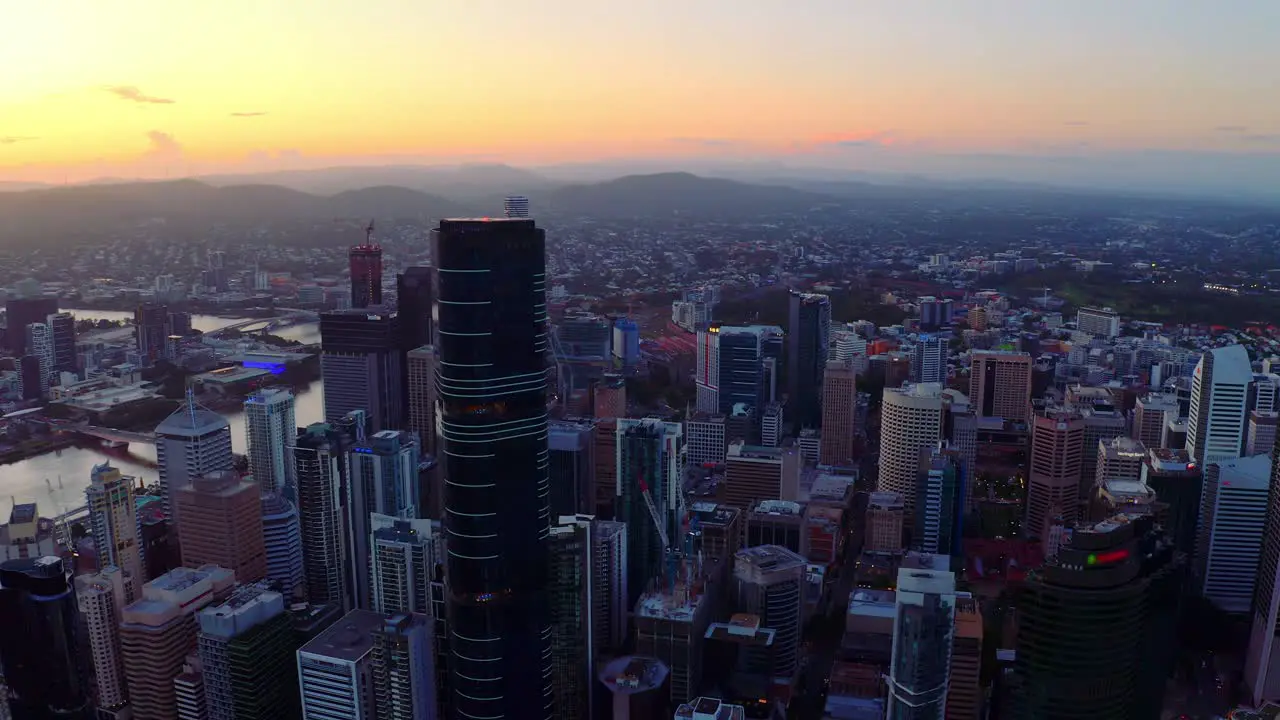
[
  {"left": 46, "top": 311, "right": 76, "bottom": 375},
  {"left": 24, "top": 321, "right": 53, "bottom": 391},
  {"left": 886, "top": 567, "right": 956, "bottom": 720},
  {"left": 734, "top": 545, "right": 807, "bottom": 679},
  {"left": 594, "top": 418, "right": 619, "bottom": 518},
  {"left": 554, "top": 312, "right": 614, "bottom": 401},
  {"left": 196, "top": 584, "right": 299, "bottom": 720},
  {"left": 369, "top": 515, "right": 441, "bottom": 616},
  {"left": 592, "top": 373, "right": 627, "bottom": 420},
  {"left": 432, "top": 216, "right": 554, "bottom": 720},
  {"left": 320, "top": 307, "right": 405, "bottom": 433},
  {"left": 119, "top": 565, "right": 237, "bottom": 720},
  {"left": 293, "top": 423, "right": 354, "bottom": 611},
  {"left": 297, "top": 609, "right": 433, "bottom": 720},
  {"left": 370, "top": 612, "right": 435, "bottom": 720},
  {"left": 87, "top": 461, "right": 143, "bottom": 601},
  {"left": 879, "top": 383, "right": 946, "bottom": 514},
  {"left": 504, "top": 194, "right": 530, "bottom": 218},
  {"left": 635, "top": 583, "right": 712, "bottom": 707},
  {"left": 598, "top": 656, "right": 670, "bottom": 720},
  {"left": 1248, "top": 411, "right": 1279, "bottom": 456},
  {"left": 1133, "top": 393, "right": 1179, "bottom": 449},
  {"left": 1140, "top": 448, "right": 1202, "bottom": 556},
  {"left": 406, "top": 345, "right": 438, "bottom": 456},
  {"left": 761, "top": 402, "right": 783, "bottom": 447},
  {"left": 617, "top": 418, "right": 685, "bottom": 606},
  {"left": 17, "top": 354, "right": 42, "bottom": 399},
  {"left": 696, "top": 324, "right": 784, "bottom": 418},
  {"left": 260, "top": 491, "right": 304, "bottom": 598},
  {"left": 1012, "top": 513, "right": 1182, "bottom": 720},
  {"left": 915, "top": 445, "right": 963, "bottom": 556},
  {"left": 76, "top": 568, "right": 130, "bottom": 713},
  {"left": 4, "top": 293, "right": 57, "bottom": 355},
  {"left": 912, "top": 335, "right": 948, "bottom": 384},
  {"left": 1095, "top": 436, "right": 1146, "bottom": 488},
  {"left": 865, "top": 491, "right": 905, "bottom": 554},
  {"left": 591, "top": 519, "right": 629, "bottom": 658},
  {"left": 1076, "top": 306, "right": 1121, "bottom": 338},
  {"left": 1247, "top": 434, "right": 1280, "bottom": 707},
  {"left": 820, "top": 359, "right": 858, "bottom": 467},
  {"left": 549, "top": 516, "right": 596, "bottom": 720},
  {"left": 1026, "top": 407, "right": 1085, "bottom": 540},
  {"left": 787, "top": 292, "right": 832, "bottom": 429},
  {"left": 1195, "top": 454, "right": 1271, "bottom": 613},
  {"left": 155, "top": 397, "right": 234, "bottom": 522},
  {"left": 968, "top": 350, "right": 1033, "bottom": 424},
  {"left": 0, "top": 557, "right": 89, "bottom": 718},
  {"left": 174, "top": 470, "right": 268, "bottom": 584},
  {"left": 396, "top": 266, "right": 434, "bottom": 350},
  {"left": 1186, "top": 344, "right": 1252, "bottom": 463},
  {"left": 349, "top": 241, "right": 383, "bottom": 309},
  {"left": 135, "top": 302, "right": 170, "bottom": 364},
  {"left": 350, "top": 430, "right": 420, "bottom": 609},
  {"left": 722, "top": 440, "right": 801, "bottom": 515},
  {"left": 244, "top": 388, "right": 296, "bottom": 493},
  {"left": 549, "top": 420, "right": 596, "bottom": 518},
  {"left": 684, "top": 413, "right": 727, "bottom": 467},
  {"left": 946, "top": 596, "right": 983, "bottom": 720}
]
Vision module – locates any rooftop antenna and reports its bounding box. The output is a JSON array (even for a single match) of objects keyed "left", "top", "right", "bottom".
[{"left": 365, "top": 219, "right": 376, "bottom": 246}]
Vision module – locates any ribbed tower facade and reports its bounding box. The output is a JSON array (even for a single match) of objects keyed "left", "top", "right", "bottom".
[
  {"left": 433, "top": 217, "right": 554, "bottom": 720},
  {"left": 244, "top": 388, "right": 296, "bottom": 493}
]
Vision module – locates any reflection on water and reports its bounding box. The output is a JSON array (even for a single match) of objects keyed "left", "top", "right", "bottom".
[{"left": 1, "top": 310, "right": 324, "bottom": 518}]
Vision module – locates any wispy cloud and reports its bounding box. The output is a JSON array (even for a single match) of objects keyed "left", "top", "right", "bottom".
[
  {"left": 1063, "top": 121, "right": 1090, "bottom": 127},
  {"left": 144, "top": 130, "right": 183, "bottom": 161},
  {"left": 668, "top": 137, "right": 737, "bottom": 147},
  {"left": 1215, "top": 125, "right": 1249, "bottom": 133},
  {"left": 810, "top": 131, "right": 897, "bottom": 149},
  {"left": 105, "top": 85, "right": 175, "bottom": 104},
  {"left": 0, "top": 136, "right": 38, "bottom": 145},
  {"left": 230, "top": 111, "right": 267, "bottom": 118},
  {"left": 1243, "top": 134, "right": 1280, "bottom": 144}
]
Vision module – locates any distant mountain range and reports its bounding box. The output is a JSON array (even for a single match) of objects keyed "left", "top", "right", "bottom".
[{"left": 543, "top": 172, "right": 835, "bottom": 216}]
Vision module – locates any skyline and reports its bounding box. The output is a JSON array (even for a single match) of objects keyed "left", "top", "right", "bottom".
[{"left": 3, "top": 0, "right": 1280, "bottom": 189}]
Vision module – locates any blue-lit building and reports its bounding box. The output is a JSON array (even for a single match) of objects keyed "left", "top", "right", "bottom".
[{"left": 612, "top": 318, "right": 640, "bottom": 368}]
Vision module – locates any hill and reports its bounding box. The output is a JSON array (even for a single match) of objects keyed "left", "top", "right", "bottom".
[
  {"left": 0, "top": 180, "right": 475, "bottom": 246},
  {"left": 197, "top": 163, "right": 558, "bottom": 200},
  {"left": 544, "top": 172, "right": 837, "bottom": 217}
]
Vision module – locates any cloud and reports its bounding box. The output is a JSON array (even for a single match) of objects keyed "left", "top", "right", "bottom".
[
  {"left": 1063, "top": 121, "right": 1090, "bottom": 127},
  {"left": 143, "top": 130, "right": 183, "bottom": 161},
  {"left": 105, "top": 85, "right": 175, "bottom": 104},
  {"left": 1242, "top": 134, "right": 1280, "bottom": 143},
  {"left": 0, "top": 136, "right": 38, "bottom": 145},
  {"left": 810, "top": 131, "right": 897, "bottom": 149},
  {"left": 1215, "top": 125, "right": 1249, "bottom": 133},
  {"left": 230, "top": 111, "right": 268, "bottom": 117},
  {"left": 667, "top": 137, "right": 738, "bottom": 148}
]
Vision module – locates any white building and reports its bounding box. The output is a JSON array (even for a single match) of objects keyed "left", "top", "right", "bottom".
[
  {"left": 879, "top": 383, "right": 945, "bottom": 514},
  {"left": 369, "top": 515, "right": 441, "bottom": 616},
  {"left": 1076, "top": 307, "right": 1120, "bottom": 338},
  {"left": 887, "top": 567, "right": 957, "bottom": 718},
  {"left": 86, "top": 461, "right": 143, "bottom": 602},
  {"left": 261, "top": 491, "right": 305, "bottom": 599},
  {"left": 155, "top": 397, "right": 234, "bottom": 521},
  {"left": 298, "top": 611, "right": 380, "bottom": 720},
  {"left": 75, "top": 568, "right": 130, "bottom": 712},
  {"left": 1196, "top": 454, "right": 1272, "bottom": 614},
  {"left": 244, "top": 388, "right": 297, "bottom": 494},
  {"left": 25, "top": 322, "right": 54, "bottom": 392},
  {"left": 912, "top": 335, "right": 948, "bottom": 384},
  {"left": 1186, "top": 345, "right": 1252, "bottom": 464}
]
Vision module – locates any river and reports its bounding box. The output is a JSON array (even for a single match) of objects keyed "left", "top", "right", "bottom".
[{"left": 0, "top": 310, "right": 324, "bottom": 518}]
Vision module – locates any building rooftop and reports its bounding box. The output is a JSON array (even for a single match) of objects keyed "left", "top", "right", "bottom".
[
  {"left": 635, "top": 584, "right": 705, "bottom": 622},
  {"left": 750, "top": 499, "right": 804, "bottom": 516},
  {"left": 194, "top": 365, "right": 271, "bottom": 386},
  {"left": 676, "top": 697, "right": 747, "bottom": 720},
  {"left": 735, "top": 544, "right": 807, "bottom": 576},
  {"left": 156, "top": 399, "right": 229, "bottom": 436},
  {"left": 867, "top": 492, "right": 904, "bottom": 510},
  {"left": 598, "top": 655, "right": 669, "bottom": 695},
  {"left": 299, "top": 609, "right": 383, "bottom": 663}
]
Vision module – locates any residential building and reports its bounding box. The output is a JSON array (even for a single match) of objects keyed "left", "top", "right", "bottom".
[
  {"left": 369, "top": 515, "right": 440, "bottom": 616},
  {"left": 260, "top": 491, "right": 305, "bottom": 598},
  {"left": 293, "top": 423, "right": 354, "bottom": 611},
  {"left": 879, "top": 383, "right": 945, "bottom": 514},
  {"left": 820, "top": 359, "right": 858, "bottom": 467},
  {"left": 912, "top": 334, "right": 948, "bottom": 384},
  {"left": 174, "top": 470, "right": 267, "bottom": 584},
  {"left": 968, "top": 350, "right": 1033, "bottom": 424},
  {"left": 76, "top": 568, "right": 130, "bottom": 713},
  {"left": 549, "top": 419, "right": 596, "bottom": 518},
  {"left": 244, "top": 388, "right": 297, "bottom": 493},
  {"left": 406, "top": 345, "right": 438, "bottom": 456},
  {"left": 349, "top": 241, "right": 383, "bottom": 309},
  {"left": 395, "top": 266, "right": 434, "bottom": 351},
  {"left": 86, "top": 461, "right": 143, "bottom": 601},
  {"left": 196, "top": 584, "right": 299, "bottom": 720},
  {"left": 349, "top": 430, "right": 420, "bottom": 609},
  {"left": 370, "top": 613, "right": 435, "bottom": 720}
]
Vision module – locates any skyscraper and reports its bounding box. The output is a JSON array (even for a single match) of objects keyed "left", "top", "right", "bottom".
[
  {"left": 293, "top": 423, "right": 353, "bottom": 611},
  {"left": 1195, "top": 454, "right": 1271, "bottom": 613},
  {"left": 297, "top": 610, "right": 433, "bottom": 720},
  {"left": 0, "top": 557, "right": 89, "bottom": 718},
  {"left": 156, "top": 397, "right": 234, "bottom": 522},
  {"left": 369, "top": 514, "right": 441, "bottom": 616},
  {"left": 819, "top": 358, "right": 858, "bottom": 467},
  {"left": 879, "top": 383, "right": 945, "bottom": 515},
  {"left": 350, "top": 430, "right": 420, "bottom": 609},
  {"left": 549, "top": 420, "right": 596, "bottom": 518},
  {"left": 734, "top": 545, "right": 807, "bottom": 679},
  {"left": 1186, "top": 344, "right": 1252, "bottom": 463},
  {"left": 260, "top": 491, "right": 304, "bottom": 598},
  {"left": 912, "top": 334, "right": 948, "bottom": 384},
  {"left": 370, "top": 613, "right": 435, "bottom": 720},
  {"left": 24, "top": 321, "right": 53, "bottom": 391},
  {"left": 787, "top": 292, "right": 832, "bottom": 430},
  {"left": 915, "top": 446, "right": 963, "bottom": 556},
  {"left": 968, "top": 350, "right": 1033, "bottom": 425},
  {"left": 396, "top": 265, "right": 435, "bottom": 350},
  {"left": 4, "top": 293, "right": 57, "bottom": 355},
  {"left": 406, "top": 345, "right": 439, "bottom": 457},
  {"left": 549, "top": 516, "right": 595, "bottom": 720},
  {"left": 174, "top": 470, "right": 268, "bottom": 584},
  {"left": 196, "top": 584, "right": 299, "bottom": 720},
  {"left": 696, "top": 324, "right": 784, "bottom": 418},
  {"left": 1247, "top": 434, "right": 1280, "bottom": 707},
  {"left": 591, "top": 519, "right": 629, "bottom": 658},
  {"left": 433, "top": 216, "right": 554, "bottom": 720},
  {"left": 46, "top": 311, "right": 76, "bottom": 375},
  {"left": 349, "top": 239, "right": 383, "bottom": 309},
  {"left": 76, "top": 568, "right": 130, "bottom": 713},
  {"left": 86, "top": 461, "right": 143, "bottom": 601},
  {"left": 617, "top": 419, "right": 686, "bottom": 604},
  {"left": 244, "top": 388, "right": 297, "bottom": 494},
  {"left": 1026, "top": 407, "right": 1085, "bottom": 540},
  {"left": 320, "top": 307, "right": 405, "bottom": 433},
  {"left": 135, "top": 302, "right": 169, "bottom": 364},
  {"left": 886, "top": 567, "right": 956, "bottom": 720}
]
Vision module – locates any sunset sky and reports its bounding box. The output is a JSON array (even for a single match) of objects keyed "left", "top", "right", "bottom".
[{"left": 3, "top": 0, "right": 1279, "bottom": 184}]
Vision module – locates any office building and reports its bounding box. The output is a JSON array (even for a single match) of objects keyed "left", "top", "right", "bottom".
[
  {"left": 46, "top": 311, "right": 76, "bottom": 374},
  {"left": 1078, "top": 405, "right": 1127, "bottom": 500},
  {"left": 1186, "top": 344, "right": 1252, "bottom": 463},
  {"left": 1195, "top": 454, "right": 1271, "bottom": 614},
  {"left": 24, "top": 321, "right": 53, "bottom": 391},
  {"left": 396, "top": 266, "right": 434, "bottom": 350},
  {"left": 865, "top": 492, "right": 905, "bottom": 554},
  {"left": 86, "top": 461, "right": 143, "bottom": 602},
  {"left": 912, "top": 335, "right": 948, "bottom": 384},
  {"left": 549, "top": 420, "right": 596, "bottom": 518},
  {"left": 297, "top": 609, "right": 433, "bottom": 720},
  {"left": 554, "top": 312, "right": 614, "bottom": 400},
  {"left": 260, "top": 491, "right": 304, "bottom": 598},
  {"left": 1140, "top": 448, "right": 1202, "bottom": 556},
  {"left": 722, "top": 440, "right": 801, "bottom": 514},
  {"left": 350, "top": 430, "right": 420, "bottom": 609},
  {"left": 196, "top": 584, "right": 298, "bottom": 720},
  {"left": 320, "top": 307, "right": 405, "bottom": 433},
  {"left": 293, "top": 423, "right": 353, "bottom": 611},
  {"left": 760, "top": 402, "right": 783, "bottom": 447},
  {"left": 968, "top": 350, "right": 1033, "bottom": 424},
  {"left": 788, "top": 292, "right": 832, "bottom": 429},
  {"left": 175, "top": 470, "right": 268, "bottom": 584},
  {"left": 349, "top": 240, "right": 383, "bottom": 309},
  {"left": 1133, "top": 393, "right": 1179, "bottom": 449},
  {"left": 156, "top": 397, "right": 234, "bottom": 522},
  {"left": 599, "top": 656, "right": 670, "bottom": 720},
  {"left": 244, "top": 388, "right": 297, "bottom": 493},
  {"left": 406, "top": 345, "right": 439, "bottom": 456},
  {"left": 504, "top": 194, "right": 530, "bottom": 217},
  {"left": 135, "top": 302, "right": 169, "bottom": 364},
  {"left": 915, "top": 445, "right": 963, "bottom": 556},
  {"left": 592, "top": 519, "right": 629, "bottom": 657},
  {"left": 1012, "top": 513, "right": 1182, "bottom": 720},
  {"left": 432, "top": 216, "right": 554, "bottom": 720},
  {"left": 1247, "top": 434, "right": 1280, "bottom": 707},
  {"left": 685, "top": 413, "right": 727, "bottom": 467},
  {"left": 549, "top": 517, "right": 596, "bottom": 720},
  {"left": 370, "top": 612, "right": 435, "bottom": 720},
  {"left": 696, "top": 324, "right": 785, "bottom": 418},
  {"left": 946, "top": 596, "right": 983, "bottom": 720},
  {"left": 0, "top": 557, "right": 89, "bottom": 718},
  {"left": 369, "top": 515, "right": 440, "bottom": 616},
  {"left": 613, "top": 318, "right": 641, "bottom": 367},
  {"left": 886, "top": 567, "right": 956, "bottom": 720},
  {"left": 119, "top": 565, "right": 236, "bottom": 720},
  {"left": 820, "top": 359, "right": 858, "bottom": 467},
  {"left": 17, "top": 354, "right": 42, "bottom": 400},
  {"left": 617, "top": 418, "right": 685, "bottom": 605},
  {"left": 734, "top": 545, "right": 807, "bottom": 679},
  {"left": 593, "top": 418, "right": 618, "bottom": 518},
  {"left": 635, "top": 582, "right": 712, "bottom": 707},
  {"left": 1026, "top": 408, "right": 1085, "bottom": 540},
  {"left": 1096, "top": 436, "right": 1146, "bottom": 488},
  {"left": 1076, "top": 306, "right": 1121, "bottom": 338},
  {"left": 1248, "top": 411, "right": 1278, "bottom": 456},
  {"left": 879, "top": 383, "right": 946, "bottom": 514},
  {"left": 4, "top": 293, "right": 57, "bottom": 355},
  {"left": 76, "top": 568, "right": 130, "bottom": 713}
]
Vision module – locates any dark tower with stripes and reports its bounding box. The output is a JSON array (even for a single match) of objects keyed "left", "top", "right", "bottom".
[{"left": 433, "top": 217, "right": 554, "bottom": 720}]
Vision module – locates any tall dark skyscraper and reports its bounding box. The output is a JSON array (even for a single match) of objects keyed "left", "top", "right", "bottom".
[
  {"left": 0, "top": 557, "right": 90, "bottom": 718},
  {"left": 786, "top": 291, "right": 831, "bottom": 430},
  {"left": 319, "top": 308, "right": 404, "bottom": 433},
  {"left": 349, "top": 229, "right": 384, "bottom": 309},
  {"left": 134, "top": 302, "right": 169, "bottom": 364},
  {"left": 46, "top": 312, "right": 76, "bottom": 375},
  {"left": 5, "top": 294, "right": 58, "bottom": 355},
  {"left": 396, "top": 265, "right": 434, "bottom": 350},
  {"left": 433, "top": 217, "right": 554, "bottom": 720}
]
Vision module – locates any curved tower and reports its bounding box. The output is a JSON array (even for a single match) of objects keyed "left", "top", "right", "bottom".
[{"left": 433, "top": 217, "right": 553, "bottom": 720}]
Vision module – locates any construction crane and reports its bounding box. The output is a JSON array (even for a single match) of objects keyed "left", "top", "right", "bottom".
[{"left": 637, "top": 478, "right": 668, "bottom": 549}]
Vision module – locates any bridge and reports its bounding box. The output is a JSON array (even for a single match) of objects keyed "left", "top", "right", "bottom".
[
  {"left": 204, "top": 310, "right": 319, "bottom": 339},
  {"left": 74, "top": 426, "right": 157, "bottom": 445}
]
